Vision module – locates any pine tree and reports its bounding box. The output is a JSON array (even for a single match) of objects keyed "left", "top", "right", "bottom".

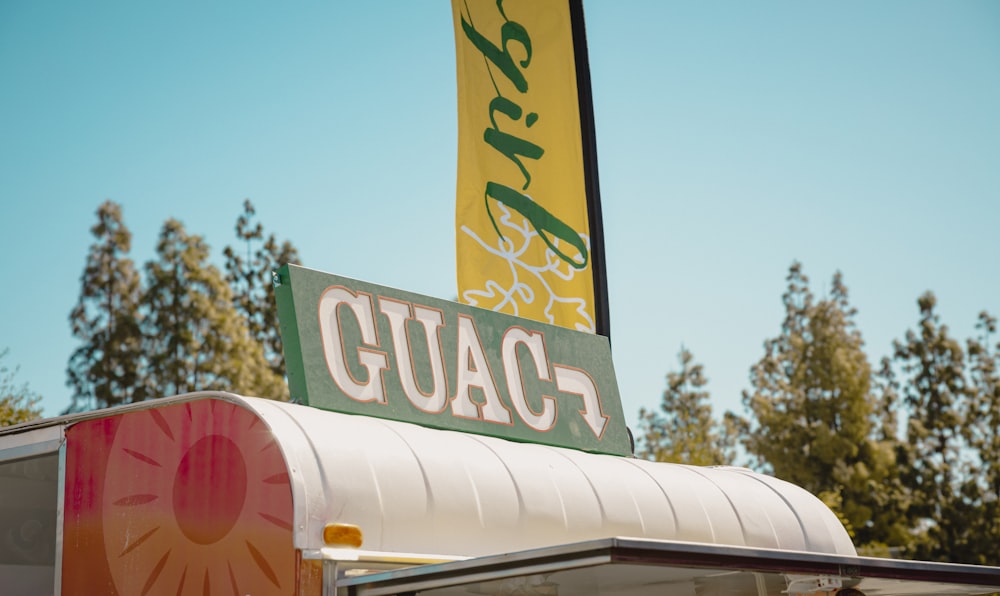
[
  {"left": 223, "top": 200, "right": 301, "bottom": 378},
  {"left": 737, "top": 263, "right": 905, "bottom": 552},
  {"left": 66, "top": 201, "right": 145, "bottom": 411},
  {"left": 637, "top": 348, "right": 734, "bottom": 466},
  {"left": 867, "top": 356, "right": 915, "bottom": 555},
  {"left": 143, "top": 219, "right": 287, "bottom": 399},
  {"left": 892, "top": 292, "right": 970, "bottom": 561},
  {"left": 0, "top": 349, "right": 42, "bottom": 426},
  {"left": 963, "top": 311, "right": 1000, "bottom": 563}
]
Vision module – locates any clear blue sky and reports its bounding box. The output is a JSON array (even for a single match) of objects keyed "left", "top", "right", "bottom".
[{"left": 1, "top": 1, "right": 998, "bottom": 431}]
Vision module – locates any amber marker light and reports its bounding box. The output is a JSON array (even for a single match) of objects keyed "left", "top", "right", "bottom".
[{"left": 323, "top": 523, "right": 363, "bottom": 548}]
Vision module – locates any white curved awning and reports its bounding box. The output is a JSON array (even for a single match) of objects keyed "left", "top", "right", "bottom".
[{"left": 243, "top": 395, "right": 856, "bottom": 558}]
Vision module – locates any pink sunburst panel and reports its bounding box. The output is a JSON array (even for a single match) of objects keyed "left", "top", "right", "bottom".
[{"left": 63, "top": 399, "right": 295, "bottom": 596}]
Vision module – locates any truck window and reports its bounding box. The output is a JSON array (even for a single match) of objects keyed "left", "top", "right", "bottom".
[{"left": 0, "top": 451, "right": 58, "bottom": 595}]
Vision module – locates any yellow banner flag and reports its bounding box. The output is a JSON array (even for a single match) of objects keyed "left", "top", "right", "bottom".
[{"left": 452, "top": 0, "right": 607, "bottom": 335}]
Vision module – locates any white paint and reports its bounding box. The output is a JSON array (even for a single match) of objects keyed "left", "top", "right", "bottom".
[
  {"left": 243, "top": 395, "right": 858, "bottom": 559},
  {"left": 553, "top": 365, "right": 608, "bottom": 438},
  {"left": 379, "top": 298, "right": 449, "bottom": 413},
  {"left": 317, "top": 286, "right": 389, "bottom": 404},
  {"left": 501, "top": 328, "right": 556, "bottom": 432},
  {"left": 449, "top": 315, "right": 513, "bottom": 425}
]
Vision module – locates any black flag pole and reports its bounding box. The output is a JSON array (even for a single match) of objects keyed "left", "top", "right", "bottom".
[{"left": 569, "top": 0, "right": 611, "bottom": 341}]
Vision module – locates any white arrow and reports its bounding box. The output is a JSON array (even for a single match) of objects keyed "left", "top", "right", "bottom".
[{"left": 553, "top": 365, "right": 609, "bottom": 439}]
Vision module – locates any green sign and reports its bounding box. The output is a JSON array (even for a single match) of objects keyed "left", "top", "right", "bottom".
[{"left": 274, "top": 265, "right": 631, "bottom": 456}]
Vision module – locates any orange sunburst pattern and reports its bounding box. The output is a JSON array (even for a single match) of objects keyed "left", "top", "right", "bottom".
[{"left": 89, "top": 399, "right": 294, "bottom": 596}]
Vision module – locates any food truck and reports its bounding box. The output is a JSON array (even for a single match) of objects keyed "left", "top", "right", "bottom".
[{"left": 1, "top": 266, "right": 998, "bottom": 595}]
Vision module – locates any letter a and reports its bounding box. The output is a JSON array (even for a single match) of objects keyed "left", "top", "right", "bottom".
[{"left": 450, "top": 315, "right": 512, "bottom": 425}]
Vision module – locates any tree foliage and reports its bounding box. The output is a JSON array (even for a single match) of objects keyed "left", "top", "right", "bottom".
[
  {"left": 963, "top": 311, "right": 1000, "bottom": 563},
  {"left": 637, "top": 348, "right": 734, "bottom": 466},
  {"left": 68, "top": 200, "right": 298, "bottom": 411},
  {"left": 892, "top": 292, "right": 966, "bottom": 558},
  {"left": 0, "top": 349, "right": 42, "bottom": 427},
  {"left": 635, "top": 265, "right": 999, "bottom": 562},
  {"left": 66, "top": 201, "right": 145, "bottom": 411},
  {"left": 143, "top": 219, "right": 286, "bottom": 399},
  {"left": 734, "top": 263, "right": 907, "bottom": 552},
  {"left": 645, "top": 265, "right": 998, "bottom": 562},
  {"left": 223, "top": 199, "right": 301, "bottom": 378},
  {"left": 891, "top": 294, "right": 1000, "bottom": 563}
]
